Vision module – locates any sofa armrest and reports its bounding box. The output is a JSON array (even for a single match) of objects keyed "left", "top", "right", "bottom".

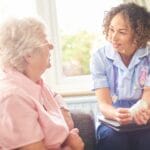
[{"left": 71, "top": 110, "right": 96, "bottom": 150}]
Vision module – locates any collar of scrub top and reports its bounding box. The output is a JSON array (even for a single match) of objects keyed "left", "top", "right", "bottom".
[{"left": 104, "top": 43, "right": 149, "bottom": 70}]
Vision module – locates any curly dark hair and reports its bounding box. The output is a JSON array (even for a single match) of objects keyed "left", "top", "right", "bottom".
[{"left": 103, "top": 3, "right": 150, "bottom": 48}]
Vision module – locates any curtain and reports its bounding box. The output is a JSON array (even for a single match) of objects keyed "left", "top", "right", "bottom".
[{"left": 123, "top": 0, "right": 150, "bottom": 10}]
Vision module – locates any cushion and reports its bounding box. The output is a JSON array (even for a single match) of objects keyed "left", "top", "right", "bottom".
[{"left": 71, "top": 110, "right": 96, "bottom": 150}]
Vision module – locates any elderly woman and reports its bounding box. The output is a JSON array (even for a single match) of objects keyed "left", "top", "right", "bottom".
[
  {"left": 0, "top": 17, "right": 84, "bottom": 150},
  {"left": 90, "top": 2, "right": 150, "bottom": 150}
]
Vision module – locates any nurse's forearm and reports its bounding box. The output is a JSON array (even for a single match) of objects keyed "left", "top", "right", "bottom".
[{"left": 99, "top": 102, "right": 117, "bottom": 120}]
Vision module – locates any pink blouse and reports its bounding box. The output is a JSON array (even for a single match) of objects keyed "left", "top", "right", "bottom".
[{"left": 0, "top": 69, "right": 69, "bottom": 150}]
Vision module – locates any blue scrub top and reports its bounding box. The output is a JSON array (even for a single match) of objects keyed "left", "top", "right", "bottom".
[{"left": 90, "top": 43, "right": 150, "bottom": 101}]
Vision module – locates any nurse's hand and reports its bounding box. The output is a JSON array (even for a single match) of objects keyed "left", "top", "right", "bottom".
[
  {"left": 129, "top": 100, "right": 150, "bottom": 125},
  {"left": 115, "top": 108, "right": 133, "bottom": 125},
  {"left": 132, "top": 108, "right": 150, "bottom": 125}
]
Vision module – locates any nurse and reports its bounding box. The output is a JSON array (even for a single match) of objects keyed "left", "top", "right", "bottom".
[{"left": 90, "top": 2, "right": 150, "bottom": 150}]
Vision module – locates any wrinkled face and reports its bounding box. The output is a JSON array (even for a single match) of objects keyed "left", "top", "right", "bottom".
[
  {"left": 36, "top": 40, "right": 53, "bottom": 70},
  {"left": 108, "top": 13, "right": 137, "bottom": 56},
  {"left": 27, "top": 37, "right": 53, "bottom": 78}
]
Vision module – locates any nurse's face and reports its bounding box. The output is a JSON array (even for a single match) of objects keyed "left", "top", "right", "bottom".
[{"left": 108, "top": 13, "right": 137, "bottom": 57}]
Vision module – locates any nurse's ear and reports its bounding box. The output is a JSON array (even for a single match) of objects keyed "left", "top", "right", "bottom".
[
  {"left": 133, "top": 39, "right": 137, "bottom": 45},
  {"left": 131, "top": 38, "right": 138, "bottom": 50}
]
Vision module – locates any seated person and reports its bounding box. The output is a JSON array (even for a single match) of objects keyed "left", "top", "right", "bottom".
[
  {"left": 90, "top": 2, "right": 150, "bottom": 150},
  {"left": 0, "top": 17, "right": 84, "bottom": 150}
]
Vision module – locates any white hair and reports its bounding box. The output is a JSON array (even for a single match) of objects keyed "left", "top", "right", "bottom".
[{"left": 0, "top": 16, "right": 48, "bottom": 72}]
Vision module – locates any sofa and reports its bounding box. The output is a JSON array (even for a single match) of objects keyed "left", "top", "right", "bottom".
[{"left": 71, "top": 110, "right": 96, "bottom": 150}]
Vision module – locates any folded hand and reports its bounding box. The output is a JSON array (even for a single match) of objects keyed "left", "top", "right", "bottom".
[{"left": 63, "top": 128, "right": 84, "bottom": 150}]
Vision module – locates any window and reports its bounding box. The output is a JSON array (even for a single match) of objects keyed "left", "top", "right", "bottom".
[
  {"left": 56, "top": 0, "right": 123, "bottom": 77},
  {"left": 37, "top": 0, "right": 123, "bottom": 96}
]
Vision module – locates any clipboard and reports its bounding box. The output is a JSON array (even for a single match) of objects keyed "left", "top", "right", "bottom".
[{"left": 98, "top": 115, "right": 150, "bottom": 132}]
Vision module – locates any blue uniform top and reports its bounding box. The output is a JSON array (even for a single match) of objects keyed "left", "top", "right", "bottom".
[{"left": 90, "top": 43, "right": 150, "bottom": 101}]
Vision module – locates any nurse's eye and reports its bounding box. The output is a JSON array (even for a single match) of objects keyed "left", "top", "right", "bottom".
[
  {"left": 119, "top": 29, "right": 128, "bottom": 35},
  {"left": 119, "top": 31, "right": 127, "bottom": 35}
]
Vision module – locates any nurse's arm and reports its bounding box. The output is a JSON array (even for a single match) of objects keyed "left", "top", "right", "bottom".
[
  {"left": 95, "top": 88, "right": 115, "bottom": 120},
  {"left": 131, "top": 87, "right": 150, "bottom": 125},
  {"left": 142, "top": 86, "right": 150, "bottom": 104},
  {"left": 96, "top": 88, "right": 132, "bottom": 124}
]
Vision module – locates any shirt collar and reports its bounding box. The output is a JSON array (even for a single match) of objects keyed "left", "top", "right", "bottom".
[
  {"left": 104, "top": 43, "right": 116, "bottom": 60},
  {"left": 104, "top": 43, "right": 149, "bottom": 70},
  {"left": 105, "top": 43, "right": 149, "bottom": 61}
]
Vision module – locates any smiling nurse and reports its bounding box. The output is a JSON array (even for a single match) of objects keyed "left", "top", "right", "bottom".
[{"left": 90, "top": 2, "right": 150, "bottom": 150}]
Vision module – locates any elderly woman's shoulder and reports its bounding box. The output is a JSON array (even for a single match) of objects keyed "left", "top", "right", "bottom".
[{"left": 0, "top": 76, "right": 33, "bottom": 104}]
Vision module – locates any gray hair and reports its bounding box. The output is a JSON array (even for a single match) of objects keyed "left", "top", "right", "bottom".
[{"left": 0, "top": 17, "right": 48, "bottom": 72}]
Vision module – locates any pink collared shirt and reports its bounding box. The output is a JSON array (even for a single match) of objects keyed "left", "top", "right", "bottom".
[{"left": 0, "top": 69, "right": 69, "bottom": 150}]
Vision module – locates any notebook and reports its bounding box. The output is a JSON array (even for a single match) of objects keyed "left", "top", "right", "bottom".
[{"left": 98, "top": 115, "right": 150, "bottom": 132}]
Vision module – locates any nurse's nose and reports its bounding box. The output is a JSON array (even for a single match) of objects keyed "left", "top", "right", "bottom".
[{"left": 112, "top": 32, "right": 119, "bottom": 42}]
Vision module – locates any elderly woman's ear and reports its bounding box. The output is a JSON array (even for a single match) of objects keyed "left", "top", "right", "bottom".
[
  {"left": 23, "top": 54, "right": 32, "bottom": 64},
  {"left": 24, "top": 51, "right": 40, "bottom": 65}
]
